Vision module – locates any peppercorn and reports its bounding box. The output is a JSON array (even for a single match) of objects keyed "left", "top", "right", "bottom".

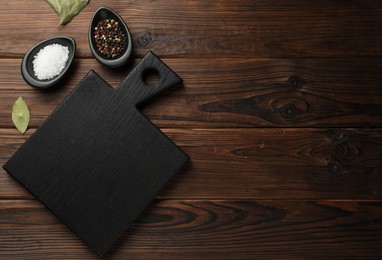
[{"left": 94, "top": 19, "right": 127, "bottom": 59}]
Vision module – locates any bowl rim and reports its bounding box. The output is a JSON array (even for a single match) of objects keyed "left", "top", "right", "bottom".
[
  {"left": 21, "top": 36, "right": 76, "bottom": 89},
  {"left": 88, "top": 6, "right": 133, "bottom": 68}
]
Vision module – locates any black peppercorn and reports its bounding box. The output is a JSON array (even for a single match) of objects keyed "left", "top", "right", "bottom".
[{"left": 94, "top": 19, "right": 127, "bottom": 58}]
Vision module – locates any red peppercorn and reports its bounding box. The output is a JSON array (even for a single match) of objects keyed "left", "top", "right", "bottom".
[{"left": 94, "top": 19, "right": 127, "bottom": 58}]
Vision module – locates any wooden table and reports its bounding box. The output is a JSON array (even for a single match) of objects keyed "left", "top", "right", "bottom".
[{"left": 1, "top": 1, "right": 381, "bottom": 259}]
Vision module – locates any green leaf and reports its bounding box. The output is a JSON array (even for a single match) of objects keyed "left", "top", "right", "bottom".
[
  {"left": 46, "top": 0, "right": 89, "bottom": 25},
  {"left": 12, "top": 97, "right": 30, "bottom": 134}
]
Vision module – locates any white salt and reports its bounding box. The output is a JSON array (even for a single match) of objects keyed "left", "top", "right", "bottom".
[{"left": 32, "top": 43, "right": 69, "bottom": 80}]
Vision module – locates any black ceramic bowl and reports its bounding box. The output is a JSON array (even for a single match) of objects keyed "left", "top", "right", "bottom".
[
  {"left": 89, "top": 7, "right": 132, "bottom": 68},
  {"left": 21, "top": 36, "right": 76, "bottom": 89}
]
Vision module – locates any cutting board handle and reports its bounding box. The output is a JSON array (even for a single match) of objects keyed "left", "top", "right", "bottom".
[{"left": 117, "top": 51, "right": 182, "bottom": 106}]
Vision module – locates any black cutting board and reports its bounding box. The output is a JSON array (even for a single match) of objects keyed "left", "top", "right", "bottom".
[{"left": 3, "top": 51, "right": 188, "bottom": 256}]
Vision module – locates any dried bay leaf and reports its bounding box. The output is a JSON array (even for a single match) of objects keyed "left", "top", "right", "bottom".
[
  {"left": 46, "top": 0, "right": 89, "bottom": 25},
  {"left": 12, "top": 97, "right": 30, "bottom": 134}
]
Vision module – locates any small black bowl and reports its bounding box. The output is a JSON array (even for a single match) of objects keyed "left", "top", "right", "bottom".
[
  {"left": 89, "top": 7, "right": 132, "bottom": 68},
  {"left": 21, "top": 36, "right": 76, "bottom": 89}
]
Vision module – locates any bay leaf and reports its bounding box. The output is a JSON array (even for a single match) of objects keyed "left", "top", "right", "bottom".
[
  {"left": 12, "top": 97, "right": 30, "bottom": 134},
  {"left": 46, "top": 0, "right": 89, "bottom": 25}
]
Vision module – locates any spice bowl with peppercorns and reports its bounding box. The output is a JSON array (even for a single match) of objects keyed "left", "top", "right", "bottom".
[{"left": 89, "top": 7, "right": 132, "bottom": 68}]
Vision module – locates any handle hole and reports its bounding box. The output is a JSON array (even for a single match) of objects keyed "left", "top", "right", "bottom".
[{"left": 141, "top": 68, "right": 161, "bottom": 87}]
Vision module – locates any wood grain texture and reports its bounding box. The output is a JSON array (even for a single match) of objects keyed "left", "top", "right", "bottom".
[
  {"left": 1, "top": 58, "right": 381, "bottom": 128},
  {"left": 1, "top": 0, "right": 381, "bottom": 258},
  {"left": 0, "top": 199, "right": 381, "bottom": 259},
  {"left": 0, "top": 0, "right": 381, "bottom": 58},
  {"left": 1, "top": 128, "right": 381, "bottom": 200}
]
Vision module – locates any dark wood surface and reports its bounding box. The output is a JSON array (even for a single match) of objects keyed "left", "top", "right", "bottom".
[
  {"left": 4, "top": 52, "right": 188, "bottom": 256},
  {"left": 0, "top": 0, "right": 381, "bottom": 259}
]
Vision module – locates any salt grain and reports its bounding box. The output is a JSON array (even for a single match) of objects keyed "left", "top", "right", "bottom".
[{"left": 33, "top": 43, "right": 69, "bottom": 80}]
